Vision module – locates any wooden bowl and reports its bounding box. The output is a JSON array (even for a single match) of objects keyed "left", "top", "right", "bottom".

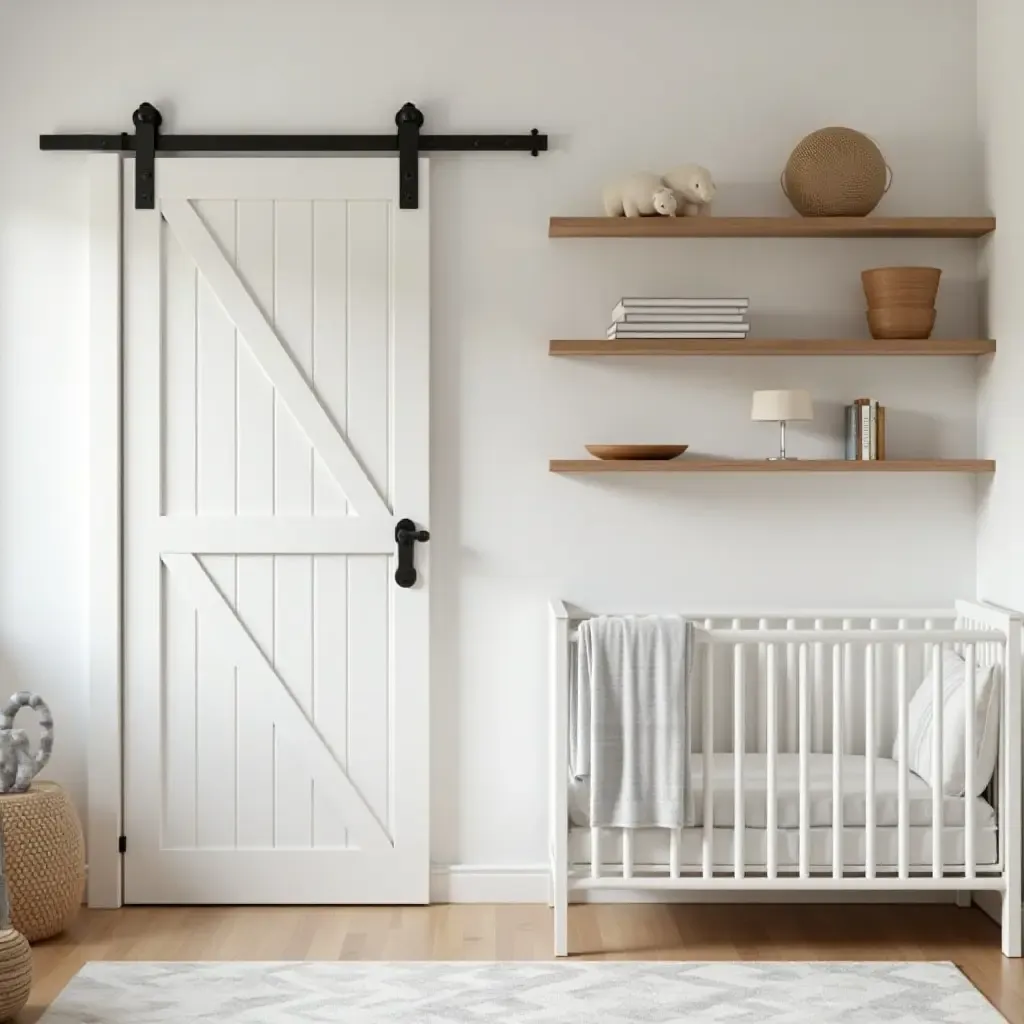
[
  {"left": 585, "top": 445, "right": 689, "bottom": 461},
  {"left": 867, "top": 307, "right": 936, "bottom": 340},
  {"left": 862, "top": 267, "right": 941, "bottom": 308}
]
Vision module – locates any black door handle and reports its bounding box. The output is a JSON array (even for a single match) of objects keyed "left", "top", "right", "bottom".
[
  {"left": 395, "top": 518, "right": 430, "bottom": 588},
  {"left": 397, "top": 527, "right": 430, "bottom": 544}
]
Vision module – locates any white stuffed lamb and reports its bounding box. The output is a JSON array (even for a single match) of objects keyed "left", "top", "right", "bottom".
[
  {"left": 662, "top": 164, "right": 716, "bottom": 216},
  {"left": 602, "top": 172, "right": 678, "bottom": 217}
]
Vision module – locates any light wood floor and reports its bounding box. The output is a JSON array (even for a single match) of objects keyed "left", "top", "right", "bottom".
[{"left": 23, "top": 904, "right": 1024, "bottom": 1022}]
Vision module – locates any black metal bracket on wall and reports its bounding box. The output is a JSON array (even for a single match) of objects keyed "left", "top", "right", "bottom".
[{"left": 40, "top": 102, "right": 547, "bottom": 211}]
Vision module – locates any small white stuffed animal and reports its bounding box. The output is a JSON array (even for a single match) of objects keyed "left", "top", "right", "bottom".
[
  {"left": 662, "top": 164, "right": 716, "bottom": 216},
  {"left": 603, "top": 172, "right": 678, "bottom": 217}
]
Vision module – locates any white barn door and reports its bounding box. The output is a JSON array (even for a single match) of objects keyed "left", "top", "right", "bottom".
[{"left": 122, "top": 158, "right": 430, "bottom": 903}]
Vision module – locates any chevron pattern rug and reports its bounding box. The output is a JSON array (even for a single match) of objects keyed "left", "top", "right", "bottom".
[{"left": 38, "top": 960, "right": 1003, "bottom": 1023}]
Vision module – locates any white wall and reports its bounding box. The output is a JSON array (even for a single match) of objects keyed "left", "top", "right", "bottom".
[
  {"left": 977, "top": 0, "right": 1024, "bottom": 614},
  {"left": 0, "top": 0, "right": 983, "bottom": 878},
  {"left": 977, "top": 0, "right": 1024, "bottom": 926}
]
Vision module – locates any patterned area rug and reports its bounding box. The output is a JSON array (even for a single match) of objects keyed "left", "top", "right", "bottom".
[{"left": 38, "top": 960, "right": 1004, "bottom": 1023}]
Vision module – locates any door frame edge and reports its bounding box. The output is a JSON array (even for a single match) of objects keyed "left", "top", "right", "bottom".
[{"left": 87, "top": 153, "right": 124, "bottom": 908}]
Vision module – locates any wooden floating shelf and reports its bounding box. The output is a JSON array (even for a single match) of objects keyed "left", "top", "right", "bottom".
[
  {"left": 548, "top": 216, "right": 996, "bottom": 239},
  {"left": 550, "top": 338, "right": 996, "bottom": 357},
  {"left": 550, "top": 459, "right": 995, "bottom": 474}
]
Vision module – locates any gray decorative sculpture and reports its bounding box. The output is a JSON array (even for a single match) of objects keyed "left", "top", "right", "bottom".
[{"left": 0, "top": 693, "right": 53, "bottom": 794}]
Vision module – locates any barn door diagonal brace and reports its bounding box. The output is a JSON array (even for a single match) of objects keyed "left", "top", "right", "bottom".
[{"left": 40, "top": 101, "right": 548, "bottom": 210}]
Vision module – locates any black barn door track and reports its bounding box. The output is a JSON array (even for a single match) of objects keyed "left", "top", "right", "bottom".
[{"left": 41, "top": 102, "right": 548, "bottom": 210}]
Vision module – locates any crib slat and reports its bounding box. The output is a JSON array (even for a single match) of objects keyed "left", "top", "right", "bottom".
[
  {"left": 932, "top": 644, "right": 944, "bottom": 878},
  {"left": 757, "top": 619, "right": 769, "bottom": 755},
  {"left": 964, "top": 643, "right": 976, "bottom": 880},
  {"left": 798, "top": 642, "right": 809, "bottom": 879},
  {"left": 591, "top": 827, "right": 601, "bottom": 879},
  {"left": 832, "top": 643, "right": 844, "bottom": 879},
  {"left": 622, "top": 828, "right": 634, "bottom": 880},
  {"left": 813, "top": 620, "right": 826, "bottom": 754},
  {"left": 842, "top": 619, "right": 855, "bottom": 754},
  {"left": 867, "top": 621, "right": 880, "bottom": 759},
  {"left": 787, "top": 618, "right": 798, "bottom": 753},
  {"left": 669, "top": 829, "right": 680, "bottom": 879},
  {"left": 702, "top": 635, "right": 715, "bottom": 879},
  {"left": 897, "top": 621, "right": 909, "bottom": 880},
  {"left": 767, "top": 642, "right": 778, "bottom": 880},
  {"left": 734, "top": 637, "right": 745, "bottom": 879},
  {"left": 865, "top": 629, "right": 877, "bottom": 879}
]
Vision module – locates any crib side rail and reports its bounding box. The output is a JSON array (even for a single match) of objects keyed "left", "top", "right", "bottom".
[
  {"left": 561, "top": 608, "right": 1018, "bottom": 891},
  {"left": 700, "top": 627, "right": 1001, "bottom": 643},
  {"left": 696, "top": 624, "right": 1009, "bottom": 884}
]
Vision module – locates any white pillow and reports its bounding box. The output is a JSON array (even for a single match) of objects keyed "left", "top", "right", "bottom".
[{"left": 892, "top": 649, "right": 1000, "bottom": 797}]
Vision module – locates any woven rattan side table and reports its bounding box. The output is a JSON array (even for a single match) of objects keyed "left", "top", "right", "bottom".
[{"left": 0, "top": 782, "right": 84, "bottom": 941}]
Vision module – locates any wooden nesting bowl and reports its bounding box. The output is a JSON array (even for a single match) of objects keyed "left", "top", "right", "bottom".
[
  {"left": 867, "top": 307, "right": 936, "bottom": 340},
  {"left": 585, "top": 445, "right": 688, "bottom": 461},
  {"left": 862, "top": 267, "right": 941, "bottom": 308}
]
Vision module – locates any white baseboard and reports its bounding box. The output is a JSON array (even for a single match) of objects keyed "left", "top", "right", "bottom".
[
  {"left": 429, "top": 865, "right": 968, "bottom": 905},
  {"left": 431, "top": 865, "right": 550, "bottom": 903}
]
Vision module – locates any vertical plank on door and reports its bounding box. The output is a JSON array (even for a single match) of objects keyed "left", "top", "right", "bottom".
[
  {"left": 347, "top": 556, "right": 391, "bottom": 831},
  {"left": 162, "top": 223, "right": 198, "bottom": 518},
  {"left": 194, "top": 200, "right": 238, "bottom": 848},
  {"left": 312, "top": 200, "right": 351, "bottom": 848},
  {"left": 163, "top": 575, "right": 198, "bottom": 847},
  {"left": 312, "top": 201, "right": 350, "bottom": 517},
  {"left": 273, "top": 201, "right": 315, "bottom": 847},
  {"left": 346, "top": 201, "right": 390, "bottom": 507},
  {"left": 313, "top": 556, "right": 349, "bottom": 847},
  {"left": 161, "top": 218, "right": 198, "bottom": 846},
  {"left": 234, "top": 200, "right": 276, "bottom": 849},
  {"left": 345, "top": 202, "right": 392, "bottom": 835}
]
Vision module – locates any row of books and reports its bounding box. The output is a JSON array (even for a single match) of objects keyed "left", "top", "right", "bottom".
[
  {"left": 607, "top": 296, "right": 750, "bottom": 340},
  {"left": 845, "top": 398, "right": 887, "bottom": 460}
]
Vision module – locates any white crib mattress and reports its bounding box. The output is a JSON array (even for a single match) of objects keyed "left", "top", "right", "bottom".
[{"left": 568, "top": 753, "right": 996, "bottom": 831}]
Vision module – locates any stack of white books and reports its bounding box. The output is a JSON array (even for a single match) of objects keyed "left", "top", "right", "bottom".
[{"left": 607, "top": 296, "right": 750, "bottom": 339}]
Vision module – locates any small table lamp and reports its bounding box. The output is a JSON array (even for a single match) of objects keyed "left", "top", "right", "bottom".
[{"left": 751, "top": 389, "right": 813, "bottom": 460}]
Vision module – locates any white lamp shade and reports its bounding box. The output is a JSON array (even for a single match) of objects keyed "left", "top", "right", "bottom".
[{"left": 751, "top": 389, "right": 813, "bottom": 422}]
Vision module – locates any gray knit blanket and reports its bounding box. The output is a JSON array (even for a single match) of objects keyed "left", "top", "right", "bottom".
[{"left": 571, "top": 615, "right": 695, "bottom": 828}]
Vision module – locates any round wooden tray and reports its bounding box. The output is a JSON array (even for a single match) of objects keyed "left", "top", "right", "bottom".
[{"left": 585, "top": 445, "right": 689, "bottom": 461}]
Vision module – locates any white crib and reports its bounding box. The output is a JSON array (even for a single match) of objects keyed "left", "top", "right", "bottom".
[{"left": 550, "top": 598, "right": 1022, "bottom": 958}]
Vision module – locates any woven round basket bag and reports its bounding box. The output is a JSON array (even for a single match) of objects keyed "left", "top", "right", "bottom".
[
  {"left": 0, "top": 784, "right": 85, "bottom": 942},
  {"left": 0, "top": 693, "right": 85, "bottom": 943},
  {"left": 0, "top": 819, "right": 31, "bottom": 1022},
  {"left": 782, "top": 127, "right": 891, "bottom": 217}
]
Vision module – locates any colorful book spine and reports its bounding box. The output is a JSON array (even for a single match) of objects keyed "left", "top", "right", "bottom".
[{"left": 847, "top": 398, "right": 886, "bottom": 460}]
